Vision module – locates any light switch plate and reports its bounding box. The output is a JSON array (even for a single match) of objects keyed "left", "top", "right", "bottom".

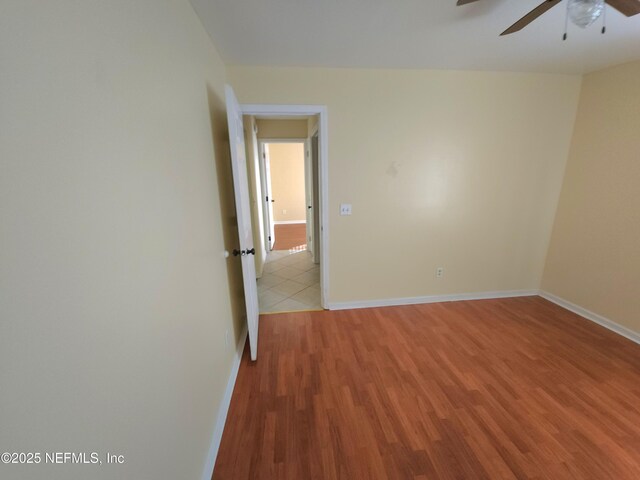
[{"left": 340, "top": 204, "right": 352, "bottom": 216}]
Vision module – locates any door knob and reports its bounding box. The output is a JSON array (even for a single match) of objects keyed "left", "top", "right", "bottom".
[{"left": 233, "top": 248, "right": 255, "bottom": 256}]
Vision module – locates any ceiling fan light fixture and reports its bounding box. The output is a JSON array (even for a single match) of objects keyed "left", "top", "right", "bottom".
[{"left": 567, "top": 0, "right": 605, "bottom": 28}]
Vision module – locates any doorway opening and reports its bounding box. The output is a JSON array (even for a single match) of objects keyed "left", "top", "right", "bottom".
[
  {"left": 263, "top": 142, "right": 307, "bottom": 252},
  {"left": 260, "top": 139, "right": 319, "bottom": 312},
  {"left": 240, "top": 108, "right": 328, "bottom": 313}
]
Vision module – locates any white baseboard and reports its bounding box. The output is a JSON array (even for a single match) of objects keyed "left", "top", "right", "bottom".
[
  {"left": 327, "top": 289, "right": 539, "bottom": 311},
  {"left": 539, "top": 291, "right": 640, "bottom": 346},
  {"left": 274, "top": 220, "right": 305, "bottom": 225},
  {"left": 328, "top": 290, "right": 640, "bottom": 346},
  {"left": 201, "top": 326, "right": 248, "bottom": 480}
]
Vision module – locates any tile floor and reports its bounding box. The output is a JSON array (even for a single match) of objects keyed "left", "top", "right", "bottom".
[{"left": 257, "top": 249, "right": 322, "bottom": 313}]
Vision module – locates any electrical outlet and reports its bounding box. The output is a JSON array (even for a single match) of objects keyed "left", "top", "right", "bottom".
[
  {"left": 340, "top": 204, "right": 352, "bottom": 215},
  {"left": 283, "top": 209, "right": 287, "bottom": 215},
  {"left": 436, "top": 267, "right": 444, "bottom": 279}
]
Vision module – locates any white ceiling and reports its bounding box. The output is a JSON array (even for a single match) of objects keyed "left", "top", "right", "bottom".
[{"left": 190, "top": 0, "right": 640, "bottom": 74}]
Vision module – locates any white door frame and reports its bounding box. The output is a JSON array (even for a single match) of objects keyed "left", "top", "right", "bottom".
[
  {"left": 258, "top": 138, "right": 307, "bottom": 251},
  {"left": 259, "top": 138, "right": 308, "bottom": 232},
  {"left": 242, "top": 105, "right": 329, "bottom": 309}
]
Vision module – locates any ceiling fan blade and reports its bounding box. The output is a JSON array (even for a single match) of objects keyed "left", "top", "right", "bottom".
[
  {"left": 606, "top": 0, "right": 640, "bottom": 16},
  {"left": 457, "top": 0, "right": 483, "bottom": 5},
  {"left": 500, "top": 0, "right": 563, "bottom": 35}
]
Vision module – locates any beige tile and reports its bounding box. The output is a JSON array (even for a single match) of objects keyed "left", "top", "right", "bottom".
[
  {"left": 291, "top": 286, "right": 321, "bottom": 305},
  {"left": 291, "top": 254, "right": 313, "bottom": 265},
  {"left": 267, "top": 298, "right": 312, "bottom": 313},
  {"left": 263, "top": 262, "right": 286, "bottom": 274},
  {"left": 296, "top": 262, "right": 319, "bottom": 272},
  {"left": 265, "top": 251, "right": 289, "bottom": 263},
  {"left": 277, "top": 255, "right": 303, "bottom": 267},
  {"left": 258, "top": 289, "right": 287, "bottom": 309},
  {"left": 257, "top": 273, "right": 286, "bottom": 289},
  {"left": 291, "top": 270, "right": 320, "bottom": 286},
  {"left": 307, "top": 266, "right": 320, "bottom": 277},
  {"left": 286, "top": 246, "right": 308, "bottom": 254},
  {"left": 269, "top": 280, "right": 307, "bottom": 297},
  {"left": 291, "top": 251, "right": 311, "bottom": 259},
  {"left": 294, "top": 263, "right": 315, "bottom": 273},
  {"left": 273, "top": 266, "right": 306, "bottom": 279},
  {"left": 261, "top": 303, "right": 285, "bottom": 313},
  {"left": 300, "top": 301, "right": 322, "bottom": 310},
  {"left": 258, "top": 250, "right": 322, "bottom": 313}
]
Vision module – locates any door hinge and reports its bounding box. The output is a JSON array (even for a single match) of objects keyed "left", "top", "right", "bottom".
[
  {"left": 266, "top": 195, "right": 269, "bottom": 202},
  {"left": 268, "top": 235, "right": 271, "bottom": 241}
]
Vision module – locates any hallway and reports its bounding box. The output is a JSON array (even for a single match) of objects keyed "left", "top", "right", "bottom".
[{"left": 257, "top": 250, "right": 321, "bottom": 313}]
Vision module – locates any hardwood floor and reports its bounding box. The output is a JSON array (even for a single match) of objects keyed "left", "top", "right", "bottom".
[
  {"left": 213, "top": 296, "right": 640, "bottom": 479},
  {"left": 273, "top": 223, "right": 306, "bottom": 251}
]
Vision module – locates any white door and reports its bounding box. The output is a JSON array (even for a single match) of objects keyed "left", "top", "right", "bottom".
[
  {"left": 225, "top": 85, "right": 259, "bottom": 361},
  {"left": 263, "top": 145, "right": 276, "bottom": 251},
  {"left": 304, "top": 140, "right": 314, "bottom": 255}
]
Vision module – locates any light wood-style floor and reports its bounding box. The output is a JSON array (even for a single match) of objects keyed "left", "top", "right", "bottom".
[
  {"left": 273, "top": 223, "right": 306, "bottom": 251},
  {"left": 213, "top": 296, "right": 640, "bottom": 479}
]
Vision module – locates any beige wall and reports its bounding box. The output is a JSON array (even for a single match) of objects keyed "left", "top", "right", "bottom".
[
  {"left": 244, "top": 116, "right": 267, "bottom": 276},
  {"left": 229, "top": 67, "right": 582, "bottom": 303},
  {"left": 0, "top": 1, "right": 242, "bottom": 479},
  {"left": 268, "top": 143, "right": 307, "bottom": 222},
  {"left": 257, "top": 119, "right": 308, "bottom": 139},
  {"left": 542, "top": 61, "right": 640, "bottom": 334}
]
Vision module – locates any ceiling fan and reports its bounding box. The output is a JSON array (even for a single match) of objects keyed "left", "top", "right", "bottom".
[{"left": 457, "top": 0, "right": 640, "bottom": 36}]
